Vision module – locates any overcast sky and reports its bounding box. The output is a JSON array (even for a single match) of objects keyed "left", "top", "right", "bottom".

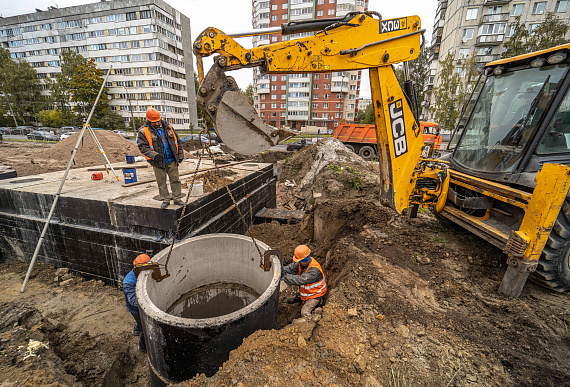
[{"left": 2, "top": 0, "right": 437, "bottom": 98}]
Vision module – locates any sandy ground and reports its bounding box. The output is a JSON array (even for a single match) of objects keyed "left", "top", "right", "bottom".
[{"left": 1, "top": 140, "right": 570, "bottom": 386}]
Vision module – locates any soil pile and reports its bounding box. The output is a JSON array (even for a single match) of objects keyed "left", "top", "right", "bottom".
[
  {"left": 40, "top": 131, "right": 143, "bottom": 168},
  {"left": 181, "top": 199, "right": 570, "bottom": 387},
  {"left": 185, "top": 169, "right": 237, "bottom": 193},
  {"left": 278, "top": 138, "right": 379, "bottom": 210}
]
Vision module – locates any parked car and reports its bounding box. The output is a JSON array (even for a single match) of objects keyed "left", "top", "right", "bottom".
[
  {"left": 60, "top": 131, "right": 77, "bottom": 140},
  {"left": 180, "top": 133, "right": 218, "bottom": 145},
  {"left": 58, "top": 126, "right": 78, "bottom": 135},
  {"left": 14, "top": 126, "right": 34, "bottom": 135},
  {"left": 112, "top": 130, "right": 131, "bottom": 139},
  {"left": 286, "top": 138, "right": 308, "bottom": 152},
  {"left": 27, "top": 130, "right": 59, "bottom": 141},
  {"left": 0, "top": 127, "right": 12, "bottom": 135}
]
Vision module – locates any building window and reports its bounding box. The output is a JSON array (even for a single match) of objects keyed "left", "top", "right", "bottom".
[
  {"left": 317, "top": 10, "right": 323, "bottom": 16},
  {"left": 282, "top": 14, "right": 288, "bottom": 20},
  {"left": 462, "top": 28, "right": 474, "bottom": 42},
  {"left": 466, "top": 8, "right": 478, "bottom": 20},
  {"left": 281, "top": 85, "right": 286, "bottom": 90},
  {"left": 271, "top": 94, "right": 277, "bottom": 99},
  {"left": 271, "top": 75, "right": 277, "bottom": 81},
  {"left": 314, "top": 84, "right": 319, "bottom": 89},
  {"left": 555, "top": 0, "right": 569, "bottom": 12},
  {"left": 271, "top": 85, "right": 277, "bottom": 90},
  {"left": 282, "top": 3, "right": 288, "bottom": 9},
  {"left": 324, "top": 93, "right": 329, "bottom": 99},
  {"left": 126, "top": 12, "right": 137, "bottom": 21},
  {"left": 324, "top": 84, "right": 330, "bottom": 89},
  {"left": 314, "top": 94, "right": 319, "bottom": 99},
  {"left": 480, "top": 23, "right": 506, "bottom": 35},
  {"left": 322, "top": 112, "right": 328, "bottom": 118},
  {"left": 314, "top": 74, "right": 320, "bottom": 80},
  {"left": 318, "top": 0, "right": 324, "bottom": 3},
  {"left": 329, "top": 0, "right": 335, "bottom": 3},
  {"left": 271, "top": 103, "right": 277, "bottom": 108},
  {"left": 328, "top": 9, "right": 335, "bottom": 15},
  {"left": 511, "top": 3, "right": 524, "bottom": 16},
  {"left": 487, "top": 6, "right": 502, "bottom": 15},
  {"left": 312, "top": 113, "right": 318, "bottom": 118},
  {"left": 261, "top": 113, "right": 265, "bottom": 117},
  {"left": 281, "top": 94, "right": 286, "bottom": 99},
  {"left": 506, "top": 24, "right": 516, "bottom": 37},
  {"left": 272, "top": 4, "right": 278, "bottom": 10},
  {"left": 272, "top": 36, "right": 278, "bottom": 42},
  {"left": 261, "top": 103, "right": 265, "bottom": 108},
  {"left": 313, "top": 103, "right": 318, "bottom": 108},
  {"left": 272, "top": 15, "right": 278, "bottom": 21},
  {"left": 324, "top": 74, "right": 330, "bottom": 79},
  {"left": 528, "top": 23, "right": 540, "bottom": 34},
  {"left": 281, "top": 75, "right": 287, "bottom": 81},
  {"left": 323, "top": 103, "right": 329, "bottom": 108},
  {"left": 532, "top": 2, "right": 546, "bottom": 14}
]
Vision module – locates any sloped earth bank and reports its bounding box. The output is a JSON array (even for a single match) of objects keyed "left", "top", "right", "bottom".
[{"left": 182, "top": 200, "right": 570, "bottom": 387}]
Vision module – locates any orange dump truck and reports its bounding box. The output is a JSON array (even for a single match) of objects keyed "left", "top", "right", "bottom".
[{"left": 332, "top": 120, "right": 441, "bottom": 160}]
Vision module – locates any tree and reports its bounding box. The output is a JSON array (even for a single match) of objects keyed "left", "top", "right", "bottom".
[
  {"left": 362, "top": 103, "right": 374, "bottom": 124},
  {"left": 91, "top": 110, "right": 126, "bottom": 131},
  {"left": 245, "top": 84, "right": 254, "bottom": 105},
  {"left": 394, "top": 44, "right": 431, "bottom": 106},
  {"left": 38, "top": 109, "right": 75, "bottom": 128},
  {"left": 355, "top": 109, "right": 366, "bottom": 123},
  {"left": 431, "top": 53, "right": 467, "bottom": 132},
  {"left": 502, "top": 13, "right": 569, "bottom": 59},
  {"left": 0, "top": 48, "right": 45, "bottom": 125}
]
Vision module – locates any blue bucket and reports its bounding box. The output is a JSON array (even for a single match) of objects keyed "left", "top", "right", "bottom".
[
  {"left": 123, "top": 168, "right": 137, "bottom": 184},
  {"left": 125, "top": 154, "right": 135, "bottom": 164}
]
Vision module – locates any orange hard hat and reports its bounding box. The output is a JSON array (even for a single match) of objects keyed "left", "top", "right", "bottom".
[
  {"left": 293, "top": 245, "right": 311, "bottom": 262},
  {"left": 146, "top": 108, "right": 161, "bottom": 122},
  {"left": 133, "top": 254, "right": 151, "bottom": 266}
]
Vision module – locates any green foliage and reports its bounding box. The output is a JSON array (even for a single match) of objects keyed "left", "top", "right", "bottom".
[
  {"left": 352, "top": 176, "right": 362, "bottom": 190},
  {"left": 38, "top": 109, "right": 75, "bottom": 127},
  {"left": 245, "top": 84, "right": 254, "bottom": 105},
  {"left": 91, "top": 110, "right": 126, "bottom": 131},
  {"left": 355, "top": 108, "right": 366, "bottom": 123},
  {"left": 394, "top": 44, "right": 431, "bottom": 104},
  {"left": 431, "top": 53, "right": 478, "bottom": 132},
  {"left": 326, "top": 164, "right": 344, "bottom": 174},
  {"left": 363, "top": 103, "right": 375, "bottom": 124},
  {"left": 502, "top": 13, "right": 569, "bottom": 59},
  {"left": 0, "top": 48, "right": 46, "bottom": 125},
  {"left": 388, "top": 365, "right": 410, "bottom": 387},
  {"left": 132, "top": 117, "right": 146, "bottom": 129}
]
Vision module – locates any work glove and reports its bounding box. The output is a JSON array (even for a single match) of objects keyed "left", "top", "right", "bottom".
[{"left": 154, "top": 154, "right": 163, "bottom": 162}]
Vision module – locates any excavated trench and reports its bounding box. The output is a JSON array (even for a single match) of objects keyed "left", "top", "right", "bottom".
[{"left": 136, "top": 234, "right": 281, "bottom": 386}]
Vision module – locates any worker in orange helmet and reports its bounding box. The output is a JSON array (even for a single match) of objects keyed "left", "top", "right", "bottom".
[
  {"left": 137, "top": 108, "right": 185, "bottom": 209},
  {"left": 281, "top": 245, "right": 327, "bottom": 317},
  {"left": 123, "top": 254, "right": 151, "bottom": 352}
]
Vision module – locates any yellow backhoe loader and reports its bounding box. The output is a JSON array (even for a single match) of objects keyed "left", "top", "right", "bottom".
[{"left": 193, "top": 12, "right": 570, "bottom": 298}]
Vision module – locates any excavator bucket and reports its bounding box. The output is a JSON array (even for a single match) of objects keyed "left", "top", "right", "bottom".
[{"left": 196, "top": 58, "right": 295, "bottom": 155}]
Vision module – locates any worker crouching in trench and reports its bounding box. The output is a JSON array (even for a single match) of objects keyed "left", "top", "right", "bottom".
[{"left": 282, "top": 245, "right": 327, "bottom": 317}]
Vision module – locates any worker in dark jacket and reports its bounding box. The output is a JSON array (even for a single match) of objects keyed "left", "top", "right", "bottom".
[
  {"left": 123, "top": 254, "right": 150, "bottom": 352},
  {"left": 137, "top": 108, "right": 185, "bottom": 209},
  {"left": 282, "top": 245, "right": 327, "bottom": 317}
]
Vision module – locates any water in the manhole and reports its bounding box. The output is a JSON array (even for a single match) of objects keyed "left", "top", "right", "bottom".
[{"left": 166, "top": 282, "right": 260, "bottom": 319}]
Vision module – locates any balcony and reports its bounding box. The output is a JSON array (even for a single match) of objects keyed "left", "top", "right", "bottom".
[
  {"left": 331, "top": 82, "right": 349, "bottom": 93},
  {"left": 476, "top": 54, "right": 500, "bottom": 63},
  {"left": 484, "top": 0, "right": 511, "bottom": 4},
  {"left": 482, "top": 13, "right": 509, "bottom": 23},
  {"left": 475, "top": 34, "right": 504, "bottom": 46},
  {"left": 257, "top": 85, "right": 270, "bottom": 94}
]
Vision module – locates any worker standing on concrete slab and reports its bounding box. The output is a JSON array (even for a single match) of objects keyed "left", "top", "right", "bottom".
[
  {"left": 137, "top": 108, "right": 185, "bottom": 209},
  {"left": 124, "top": 254, "right": 150, "bottom": 352},
  {"left": 282, "top": 245, "right": 327, "bottom": 317}
]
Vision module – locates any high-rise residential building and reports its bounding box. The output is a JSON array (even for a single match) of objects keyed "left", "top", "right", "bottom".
[
  {"left": 423, "top": 0, "right": 570, "bottom": 123},
  {"left": 251, "top": 0, "right": 368, "bottom": 131},
  {"left": 0, "top": 0, "right": 197, "bottom": 129}
]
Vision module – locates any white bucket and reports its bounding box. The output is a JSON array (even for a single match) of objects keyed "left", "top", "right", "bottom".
[{"left": 188, "top": 180, "right": 204, "bottom": 197}]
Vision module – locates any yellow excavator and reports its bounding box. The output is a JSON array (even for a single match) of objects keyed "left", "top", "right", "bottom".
[{"left": 193, "top": 12, "right": 570, "bottom": 298}]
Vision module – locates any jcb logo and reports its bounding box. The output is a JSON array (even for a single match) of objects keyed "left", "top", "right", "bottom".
[
  {"left": 389, "top": 99, "right": 407, "bottom": 157},
  {"left": 380, "top": 18, "right": 407, "bottom": 34}
]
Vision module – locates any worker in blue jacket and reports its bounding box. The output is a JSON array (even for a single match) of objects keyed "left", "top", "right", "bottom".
[{"left": 123, "top": 254, "right": 150, "bottom": 352}]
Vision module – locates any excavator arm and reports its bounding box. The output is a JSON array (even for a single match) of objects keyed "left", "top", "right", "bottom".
[{"left": 193, "top": 12, "right": 447, "bottom": 215}]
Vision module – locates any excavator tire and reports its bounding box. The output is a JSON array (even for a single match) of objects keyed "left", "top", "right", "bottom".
[
  {"left": 359, "top": 145, "right": 375, "bottom": 160},
  {"left": 532, "top": 200, "right": 570, "bottom": 293}
]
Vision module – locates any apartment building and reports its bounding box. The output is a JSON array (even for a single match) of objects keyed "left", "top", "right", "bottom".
[
  {"left": 424, "top": 0, "right": 570, "bottom": 122},
  {"left": 251, "top": 0, "right": 367, "bottom": 130},
  {"left": 0, "top": 0, "right": 197, "bottom": 130}
]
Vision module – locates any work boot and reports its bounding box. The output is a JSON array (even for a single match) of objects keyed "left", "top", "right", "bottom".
[
  {"left": 132, "top": 326, "right": 141, "bottom": 336},
  {"left": 160, "top": 202, "right": 169, "bottom": 209},
  {"left": 287, "top": 295, "right": 302, "bottom": 304},
  {"left": 173, "top": 200, "right": 185, "bottom": 206}
]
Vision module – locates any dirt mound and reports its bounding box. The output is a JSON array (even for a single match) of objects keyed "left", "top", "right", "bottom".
[
  {"left": 278, "top": 138, "right": 379, "bottom": 210},
  {"left": 185, "top": 169, "right": 237, "bottom": 193},
  {"left": 39, "top": 130, "right": 143, "bottom": 168}
]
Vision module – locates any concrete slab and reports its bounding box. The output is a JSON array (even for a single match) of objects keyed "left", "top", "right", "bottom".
[{"left": 0, "top": 159, "right": 277, "bottom": 285}]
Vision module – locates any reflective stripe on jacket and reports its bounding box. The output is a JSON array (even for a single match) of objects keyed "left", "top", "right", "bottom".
[
  {"left": 298, "top": 258, "right": 327, "bottom": 301},
  {"left": 142, "top": 124, "right": 179, "bottom": 160}
]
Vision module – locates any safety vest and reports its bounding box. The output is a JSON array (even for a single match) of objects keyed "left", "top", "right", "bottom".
[
  {"left": 142, "top": 124, "right": 179, "bottom": 160},
  {"left": 298, "top": 258, "right": 327, "bottom": 301}
]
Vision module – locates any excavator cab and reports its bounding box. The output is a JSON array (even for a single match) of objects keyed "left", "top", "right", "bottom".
[{"left": 442, "top": 45, "right": 570, "bottom": 295}]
